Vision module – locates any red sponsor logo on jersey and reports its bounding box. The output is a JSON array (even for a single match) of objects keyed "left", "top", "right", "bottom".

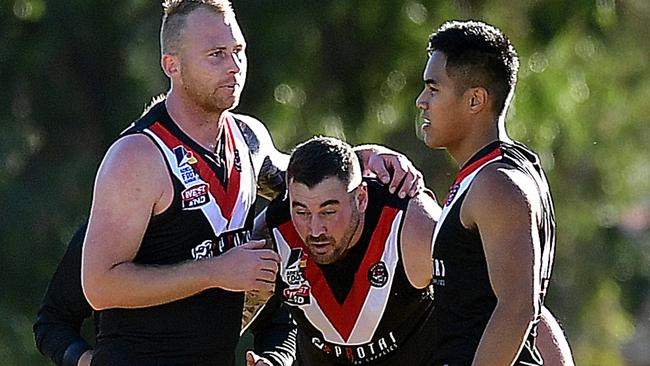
[
  {"left": 181, "top": 183, "right": 210, "bottom": 209},
  {"left": 283, "top": 283, "right": 311, "bottom": 305}
]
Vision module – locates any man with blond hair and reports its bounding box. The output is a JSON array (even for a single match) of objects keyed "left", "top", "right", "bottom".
[{"left": 78, "top": 1, "right": 421, "bottom": 365}]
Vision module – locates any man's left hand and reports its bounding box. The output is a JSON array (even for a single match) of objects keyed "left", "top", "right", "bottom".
[
  {"left": 246, "top": 350, "right": 274, "bottom": 366},
  {"left": 357, "top": 145, "right": 424, "bottom": 198}
]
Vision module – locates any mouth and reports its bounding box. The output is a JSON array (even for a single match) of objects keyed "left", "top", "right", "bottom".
[
  {"left": 421, "top": 115, "right": 431, "bottom": 129},
  {"left": 307, "top": 239, "right": 332, "bottom": 255},
  {"left": 221, "top": 82, "right": 240, "bottom": 90}
]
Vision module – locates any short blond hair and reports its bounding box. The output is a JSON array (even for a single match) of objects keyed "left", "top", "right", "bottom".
[{"left": 160, "top": 0, "right": 235, "bottom": 54}]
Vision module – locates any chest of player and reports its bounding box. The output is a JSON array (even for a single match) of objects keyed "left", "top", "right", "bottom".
[
  {"left": 133, "top": 118, "right": 257, "bottom": 265},
  {"left": 272, "top": 207, "right": 407, "bottom": 345}
]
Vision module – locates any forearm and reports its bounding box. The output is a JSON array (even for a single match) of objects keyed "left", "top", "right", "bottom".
[
  {"left": 34, "top": 319, "right": 91, "bottom": 366},
  {"left": 249, "top": 295, "right": 297, "bottom": 366},
  {"left": 538, "top": 306, "right": 575, "bottom": 366},
  {"left": 82, "top": 259, "right": 212, "bottom": 310},
  {"left": 472, "top": 302, "right": 535, "bottom": 366}
]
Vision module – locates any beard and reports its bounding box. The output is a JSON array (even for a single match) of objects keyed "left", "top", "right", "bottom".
[
  {"left": 307, "top": 208, "right": 362, "bottom": 265},
  {"left": 180, "top": 69, "right": 238, "bottom": 113}
]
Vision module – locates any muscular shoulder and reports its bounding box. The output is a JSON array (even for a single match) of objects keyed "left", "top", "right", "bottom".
[
  {"left": 104, "top": 134, "right": 164, "bottom": 170},
  {"left": 462, "top": 163, "right": 537, "bottom": 231},
  {"left": 97, "top": 134, "right": 168, "bottom": 198}
]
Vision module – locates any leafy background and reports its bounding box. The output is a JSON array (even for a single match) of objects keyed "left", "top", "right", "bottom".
[{"left": 1, "top": 0, "right": 649, "bottom": 365}]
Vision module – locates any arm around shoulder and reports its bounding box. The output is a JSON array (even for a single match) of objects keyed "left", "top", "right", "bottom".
[{"left": 233, "top": 114, "right": 289, "bottom": 200}]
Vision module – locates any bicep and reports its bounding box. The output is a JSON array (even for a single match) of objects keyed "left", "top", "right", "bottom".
[
  {"left": 464, "top": 168, "right": 538, "bottom": 301},
  {"left": 401, "top": 193, "right": 440, "bottom": 288},
  {"left": 82, "top": 136, "right": 165, "bottom": 275}
]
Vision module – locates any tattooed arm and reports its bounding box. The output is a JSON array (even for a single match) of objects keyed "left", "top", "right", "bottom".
[{"left": 233, "top": 114, "right": 289, "bottom": 201}]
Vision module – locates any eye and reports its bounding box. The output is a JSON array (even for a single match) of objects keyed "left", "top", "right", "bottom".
[
  {"left": 321, "top": 210, "right": 337, "bottom": 217},
  {"left": 209, "top": 50, "right": 226, "bottom": 58},
  {"left": 294, "top": 209, "right": 309, "bottom": 217}
]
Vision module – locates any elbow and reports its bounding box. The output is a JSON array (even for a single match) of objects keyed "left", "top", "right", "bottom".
[
  {"left": 81, "top": 269, "right": 113, "bottom": 311},
  {"left": 496, "top": 294, "right": 537, "bottom": 331}
]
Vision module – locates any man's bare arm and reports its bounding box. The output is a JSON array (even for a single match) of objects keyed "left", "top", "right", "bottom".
[
  {"left": 81, "top": 135, "right": 279, "bottom": 310},
  {"left": 463, "top": 165, "right": 539, "bottom": 366},
  {"left": 538, "top": 306, "right": 575, "bottom": 366},
  {"left": 400, "top": 192, "right": 441, "bottom": 288},
  {"left": 234, "top": 114, "right": 289, "bottom": 200}
]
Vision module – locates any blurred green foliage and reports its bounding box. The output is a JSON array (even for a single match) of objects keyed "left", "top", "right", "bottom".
[{"left": 1, "top": 0, "right": 649, "bottom": 365}]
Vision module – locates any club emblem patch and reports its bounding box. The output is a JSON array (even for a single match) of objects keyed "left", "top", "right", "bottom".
[
  {"left": 368, "top": 261, "right": 388, "bottom": 287},
  {"left": 174, "top": 145, "right": 198, "bottom": 167},
  {"left": 443, "top": 183, "right": 460, "bottom": 207}
]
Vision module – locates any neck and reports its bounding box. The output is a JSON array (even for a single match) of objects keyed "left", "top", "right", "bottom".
[
  {"left": 165, "top": 90, "right": 227, "bottom": 150},
  {"left": 448, "top": 114, "right": 510, "bottom": 168}
]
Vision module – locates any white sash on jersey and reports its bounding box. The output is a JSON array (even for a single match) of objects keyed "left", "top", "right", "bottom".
[
  {"left": 431, "top": 155, "right": 502, "bottom": 253},
  {"left": 273, "top": 211, "right": 403, "bottom": 345},
  {"left": 142, "top": 113, "right": 256, "bottom": 237}
]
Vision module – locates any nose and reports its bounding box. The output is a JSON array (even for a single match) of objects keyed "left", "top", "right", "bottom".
[
  {"left": 222, "top": 50, "right": 242, "bottom": 75},
  {"left": 416, "top": 89, "right": 427, "bottom": 110},
  {"left": 308, "top": 215, "right": 326, "bottom": 237}
]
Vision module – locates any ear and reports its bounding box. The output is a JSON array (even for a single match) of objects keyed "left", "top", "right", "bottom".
[
  {"left": 356, "top": 183, "right": 369, "bottom": 213},
  {"left": 467, "top": 87, "right": 489, "bottom": 114},
  {"left": 161, "top": 54, "right": 180, "bottom": 79}
]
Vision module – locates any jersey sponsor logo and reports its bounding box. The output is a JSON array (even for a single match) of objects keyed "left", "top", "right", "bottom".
[
  {"left": 214, "top": 229, "right": 251, "bottom": 255},
  {"left": 173, "top": 145, "right": 200, "bottom": 184},
  {"left": 191, "top": 240, "right": 214, "bottom": 260},
  {"left": 311, "top": 332, "right": 398, "bottom": 364},
  {"left": 432, "top": 258, "right": 446, "bottom": 286},
  {"left": 285, "top": 248, "right": 308, "bottom": 286},
  {"left": 190, "top": 230, "right": 251, "bottom": 260},
  {"left": 283, "top": 283, "right": 311, "bottom": 305},
  {"left": 174, "top": 145, "right": 198, "bottom": 167},
  {"left": 233, "top": 149, "right": 242, "bottom": 172},
  {"left": 181, "top": 183, "right": 210, "bottom": 209},
  {"left": 367, "top": 261, "right": 388, "bottom": 288},
  {"left": 283, "top": 249, "right": 310, "bottom": 305}
]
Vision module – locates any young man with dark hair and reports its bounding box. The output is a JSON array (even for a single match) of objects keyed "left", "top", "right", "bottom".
[
  {"left": 38, "top": 1, "right": 421, "bottom": 365},
  {"left": 416, "top": 20, "right": 574, "bottom": 365}
]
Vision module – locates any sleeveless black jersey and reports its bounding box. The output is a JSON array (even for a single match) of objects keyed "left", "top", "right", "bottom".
[
  {"left": 93, "top": 101, "right": 257, "bottom": 365},
  {"left": 267, "top": 180, "right": 437, "bottom": 365},
  {"left": 430, "top": 141, "right": 555, "bottom": 365}
]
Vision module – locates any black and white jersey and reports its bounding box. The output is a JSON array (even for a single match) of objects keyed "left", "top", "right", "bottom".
[
  {"left": 430, "top": 141, "right": 555, "bottom": 365},
  {"left": 267, "top": 180, "right": 437, "bottom": 365},
  {"left": 93, "top": 101, "right": 257, "bottom": 365}
]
